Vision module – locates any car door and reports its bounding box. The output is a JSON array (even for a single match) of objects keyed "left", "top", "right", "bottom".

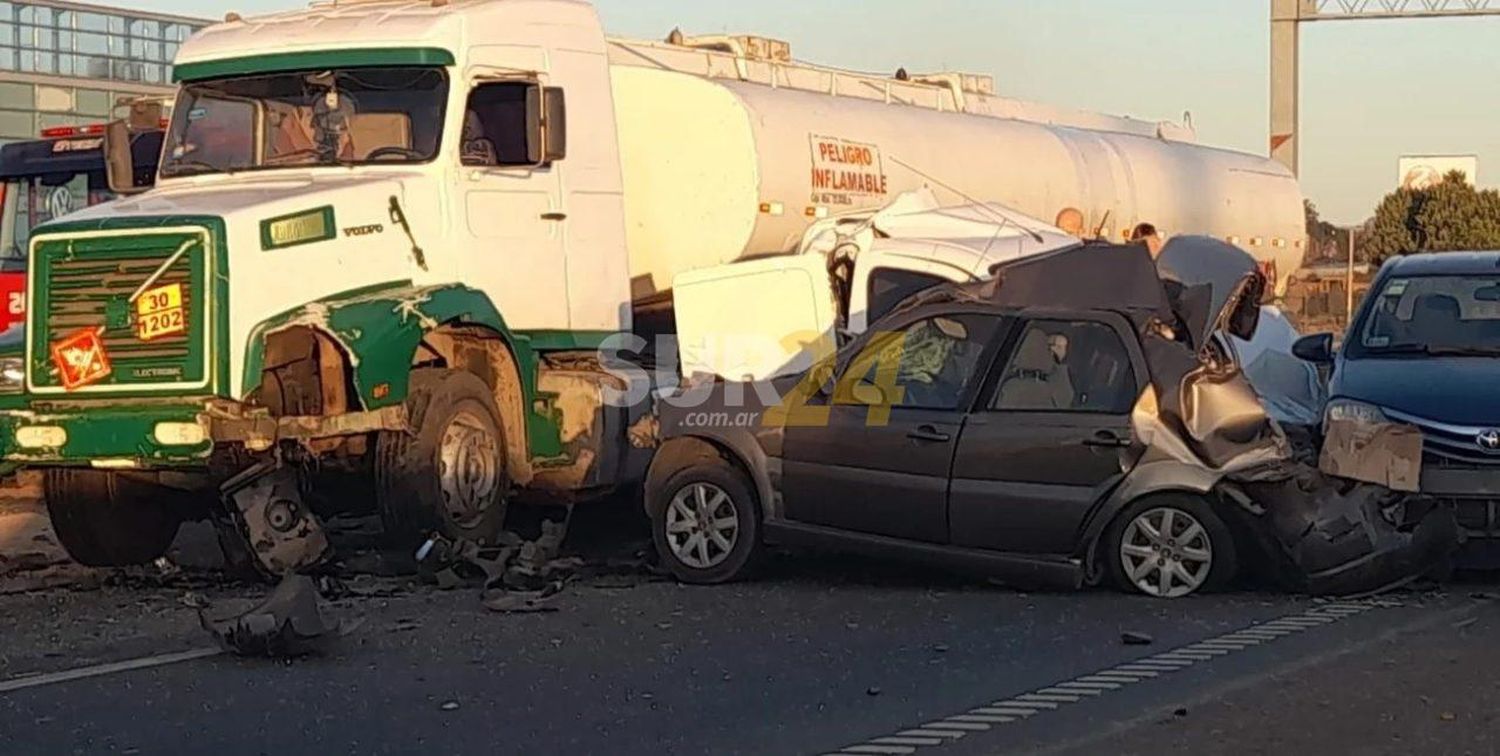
[
  {"left": 948, "top": 313, "right": 1146, "bottom": 554},
  {"left": 780, "top": 309, "right": 1006, "bottom": 543}
]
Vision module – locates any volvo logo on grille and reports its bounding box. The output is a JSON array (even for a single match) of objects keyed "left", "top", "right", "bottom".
[{"left": 1477, "top": 429, "right": 1500, "bottom": 452}]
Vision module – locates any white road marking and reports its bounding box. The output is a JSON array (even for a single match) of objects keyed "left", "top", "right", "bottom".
[
  {"left": 994, "top": 698, "right": 1059, "bottom": 709},
  {"left": 947, "top": 714, "right": 1017, "bottom": 724},
  {"left": 0, "top": 647, "right": 222, "bottom": 695},
  {"left": 897, "top": 730, "right": 965, "bottom": 740},
  {"left": 1056, "top": 679, "right": 1124, "bottom": 690},
  {"left": 971, "top": 707, "right": 1037, "bottom": 718},
  {"left": 872, "top": 736, "right": 945, "bottom": 747},
  {"left": 831, "top": 600, "right": 1396, "bottom": 755},
  {"left": 928, "top": 720, "right": 992, "bottom": 731}
]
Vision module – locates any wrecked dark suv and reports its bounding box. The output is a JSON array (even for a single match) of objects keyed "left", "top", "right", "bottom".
[{"left": 646, "top": 239, "right": 1457, "bottom": 598}]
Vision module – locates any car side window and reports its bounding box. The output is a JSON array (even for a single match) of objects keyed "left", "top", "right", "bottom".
[
  {"left": 461, "top": 82, "right": 534, "bottom": 167},
  {"left": 867, "top": 268, "right": 948, "bottom": 324},
  {"left": 836, "top": 313, "right": 1001, "bottom": 411},
  {"left": 990, "top": 319, "right": 1137, "bottom": 414}
]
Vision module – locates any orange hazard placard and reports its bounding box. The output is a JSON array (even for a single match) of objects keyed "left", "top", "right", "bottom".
[{"left": 51, "top": 327, "right": 112, "bottom": 390}]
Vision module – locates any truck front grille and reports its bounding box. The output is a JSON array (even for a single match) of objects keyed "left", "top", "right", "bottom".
[{"left": 27, "top": 226, "right": 212, "bottom": 393}]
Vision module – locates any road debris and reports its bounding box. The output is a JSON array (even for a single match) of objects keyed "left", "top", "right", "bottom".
[
  {"left": 219, "top": 461, "right": 330, "bottom": 578},
  {"left": 1121, "top": 631, "right": 1154, "bottom": 646},
  {"left": 482, "top": 586, "right": 562, "bottom": 614},
  {"left": 198, "top": 574, "right": 359, "bottom": 657}
]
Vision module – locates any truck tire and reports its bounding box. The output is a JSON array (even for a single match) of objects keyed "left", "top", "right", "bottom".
[
  {"left": 647, "top": 448, "right": 761, "bottom": 584},
  {"left": 43, "top": 470, "right": 182, "bottom": 567},
  {"left": 376, "top": 368, "right": 509, "bottom": 547},
  {"left": 1102, "top": 495, "right": 1237, "bottom": 599}
]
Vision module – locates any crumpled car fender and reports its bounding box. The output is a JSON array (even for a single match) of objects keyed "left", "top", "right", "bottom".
[{"left": 1079, "top": 456, "right": 1223, "bottom": 569}]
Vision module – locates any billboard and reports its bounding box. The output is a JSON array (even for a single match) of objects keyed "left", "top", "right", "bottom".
[{"left": 1398, "top": 154, "right": 1478, "bottom": 190}]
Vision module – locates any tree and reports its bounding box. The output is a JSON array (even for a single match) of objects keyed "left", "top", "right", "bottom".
[
  {"left": 1364, "top": 170, "right": 1500, "bottom": 263},
  {"left": 1304, "top": 199, "right": 1341, "bottom": 260}
]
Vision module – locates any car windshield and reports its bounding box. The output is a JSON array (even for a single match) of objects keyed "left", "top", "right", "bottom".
[
  {"left": 160, "top": 67, "right": 449, "bottom": 178},
  {"left": 1355, "top": 272, "right": 1500, "bottom": 356}
]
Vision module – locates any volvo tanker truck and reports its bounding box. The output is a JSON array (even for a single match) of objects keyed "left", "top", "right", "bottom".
[{"left": 4, "top": 0, "right": 1306, "bottom": 570}]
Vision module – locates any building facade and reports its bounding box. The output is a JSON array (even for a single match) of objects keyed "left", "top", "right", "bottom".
[
  {"left": 0, "top": 0, "right": 205, "bottom": 145},
  {"left": 1, "top": 0, "right": 205, "bottom": 257}
]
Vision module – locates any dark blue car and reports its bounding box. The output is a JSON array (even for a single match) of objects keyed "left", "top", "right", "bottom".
[{"left": 1294, "top": 252, "right": 1500, "bottom": 564}]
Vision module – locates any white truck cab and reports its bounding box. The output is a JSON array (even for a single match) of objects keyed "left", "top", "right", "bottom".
[{"left": 673, "top": 190, "right": 1079, "bottom": 381}]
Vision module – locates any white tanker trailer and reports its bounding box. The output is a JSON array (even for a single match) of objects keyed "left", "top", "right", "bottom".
[
  {"left": 7, "top": 0, "right": 1308, "bottom": 572},
  {"left": 611, "top": 39, "right": 1306, "bottom": 299}
]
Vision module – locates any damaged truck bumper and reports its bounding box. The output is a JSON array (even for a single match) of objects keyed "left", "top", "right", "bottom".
[{"left": 1, "top": 400, "right": 408, "bottom": 466}]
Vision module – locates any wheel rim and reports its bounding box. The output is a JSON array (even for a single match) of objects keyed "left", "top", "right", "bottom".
[
  {"left": 664, "top": 482, "right": 739, "bottom": 570},
  {"left": 1120, "top": 506, "right": 1213, "bottom": 598},
  {"left": 437, "top": 409, "right": 501, "bottom": 528}
]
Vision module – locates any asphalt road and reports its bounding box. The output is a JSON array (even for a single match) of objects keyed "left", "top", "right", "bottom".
[{"left": 0, "top": 502, "right": 1491, "bottom": 755}]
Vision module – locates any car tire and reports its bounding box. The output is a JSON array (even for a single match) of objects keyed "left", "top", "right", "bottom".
[
  {"left": 43, "top": 469, "right": 182, "bottom": 567},
  {"left": 648, "top": 452, "right": 761, "bottom": 584},
  {"left": 1103, "top": 495, "right": 1237, "bottom": 598},
  {"left": 376, "top": 368, "right": 509, "bottom": 548}
]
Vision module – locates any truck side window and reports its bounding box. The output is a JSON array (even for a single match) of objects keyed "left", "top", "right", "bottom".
[
  {"left": 867, "top": 268, "right": 948, "bottom": 324},
  {"left": 990, "top": 320, "right": 1137, "bottom": 414},
  {"left": 462, "top": 82, "right": 533, "bottom": 167}
]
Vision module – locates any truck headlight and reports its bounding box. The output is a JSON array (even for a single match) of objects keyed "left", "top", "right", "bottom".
[
  {"left": 0, "top": 357, "right": 23, "bottom": 394},
  {"left": 1325, "top": 398, "right": 1387, "bottom": 425}
]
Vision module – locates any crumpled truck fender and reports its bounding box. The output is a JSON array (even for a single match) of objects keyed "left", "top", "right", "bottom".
[{"left": 241, "top": 281, "right": 528, "bottom": 412}]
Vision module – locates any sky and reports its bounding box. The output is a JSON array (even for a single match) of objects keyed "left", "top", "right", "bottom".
[{"left": 122, "top": 0, "right": 1500, "bottom": 224}]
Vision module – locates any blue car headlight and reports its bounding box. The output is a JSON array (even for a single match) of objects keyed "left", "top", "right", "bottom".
[{"left": 1325, "top": 398, "right": 1388, "bottom": 424}]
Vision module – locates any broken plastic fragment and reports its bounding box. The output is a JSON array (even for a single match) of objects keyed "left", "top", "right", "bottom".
[{"left": 199, "top": 574, "right": 359, "bottom": 657}]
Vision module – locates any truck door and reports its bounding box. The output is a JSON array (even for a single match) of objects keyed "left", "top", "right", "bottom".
[
  {"left": 457, "top": 78, "right": 569, "bottom": 330},
  {"left": 780, "top": 309, "right": 1005, "bottom": 543},
  {"left": 948, "top": 315, "right": 1145, "bottom": 554}
]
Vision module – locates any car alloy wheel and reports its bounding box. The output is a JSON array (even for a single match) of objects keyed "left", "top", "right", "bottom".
[
  {"left": 1119, "top": 506, "right": 1213, "bottom": 598},
  {"left": 665, "top": 482, "right": 740, "bottom": 570}
]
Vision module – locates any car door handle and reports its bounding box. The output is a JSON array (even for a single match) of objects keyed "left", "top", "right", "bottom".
[
  {"left": 540, "top": 211, "right": 568, "bottom": 221},
  {"left": 907, "top": 425, "right": 952, "bottom": 443},
  {"left": 1083, "top": 430, "right": 1130, "bottom": 448}
]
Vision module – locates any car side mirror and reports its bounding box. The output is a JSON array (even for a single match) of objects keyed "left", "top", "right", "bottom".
[
  {"left": 103, "top": 119, "right": 146, "bottom": 195},
  {"left": 1292, "top": 333, "right": 1335, "bottom": 363}
]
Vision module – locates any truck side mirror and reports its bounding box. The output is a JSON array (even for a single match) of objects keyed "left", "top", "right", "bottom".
[
  {"left": 103, "top": 120, "right": 146, "bottom": 195},
  {"left": 524, "top": 84, "right": 543, "bottom": 165},
  {"left": 543, "top": 87, "right": 567, "bottom": 163},
  {"left": 1292, "top": 333, "right": 1335, "bottom": 363},
  {"left": 524, "top": 84, "right": 567, "bottom": 165}
]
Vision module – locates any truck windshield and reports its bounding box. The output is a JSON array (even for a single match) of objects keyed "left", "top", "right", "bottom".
[
  {"left": 1355, "top": 273, "right": 1500, "bottom": 357},
  {"left": 160, "top": 67, "right": 448, "bottom": 178}
]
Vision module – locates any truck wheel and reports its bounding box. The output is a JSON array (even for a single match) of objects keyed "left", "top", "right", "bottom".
[
  {"left": 43, "top": 470, "right": 181, "bottom": 567},
  {"left": 376, "top": 368, "right": 509, "bottom": 547},
  {"left": 647, "top": 452, "right": 761, "bottom": 584},
  {"left": 1103, "top": 495, "right": 1237, "bottom": 599}
]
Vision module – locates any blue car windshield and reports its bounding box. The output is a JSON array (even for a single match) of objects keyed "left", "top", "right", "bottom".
[{"left": 1354, "top": 273, "right": 1500, "bottom": 356}]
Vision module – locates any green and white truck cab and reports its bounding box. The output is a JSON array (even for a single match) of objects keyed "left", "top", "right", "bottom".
[{"left": 6, "top": 0, "right": 644, "bottom": 567}]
